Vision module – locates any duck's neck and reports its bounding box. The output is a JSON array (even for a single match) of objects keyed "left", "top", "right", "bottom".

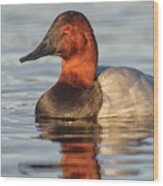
[{"left": 58, "top": 35, "right": 98, "bottom": 88}]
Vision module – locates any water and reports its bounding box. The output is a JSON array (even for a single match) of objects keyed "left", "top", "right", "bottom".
[{"left": 1, "top": 2, "right": 154, "bottom": 180}]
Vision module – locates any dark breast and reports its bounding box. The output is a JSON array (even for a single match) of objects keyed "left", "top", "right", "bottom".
[{"left": 35, "top": 81, "right": 102, "bottom": 120}]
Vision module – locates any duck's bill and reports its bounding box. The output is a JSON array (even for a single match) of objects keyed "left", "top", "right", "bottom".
[{"left": 19, "top": 37, "right": 55, "bottom": 63}]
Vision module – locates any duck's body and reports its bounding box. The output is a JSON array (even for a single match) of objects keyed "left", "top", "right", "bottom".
[
  {"left": 20, "top": 11, "right": 154, "bottom": 120},
  {"left": 35, "top": 67, "right": 153, "bottom": 119}
]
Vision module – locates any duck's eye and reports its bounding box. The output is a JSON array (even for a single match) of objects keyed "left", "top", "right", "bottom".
[{"left": 63, "top": 24, "right": 72, "bottom": 33}]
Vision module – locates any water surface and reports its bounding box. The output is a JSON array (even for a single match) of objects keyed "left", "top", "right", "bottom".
[{"left": 1, "top": 2, "right": 154, "bottom": 180}]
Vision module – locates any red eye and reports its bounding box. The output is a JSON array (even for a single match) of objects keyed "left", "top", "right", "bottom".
[{"left": 64, "top": 25, "right": 71, "bottom": 32}]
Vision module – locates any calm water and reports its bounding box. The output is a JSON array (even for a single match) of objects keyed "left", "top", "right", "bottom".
[{"left": 1, "top": 2, "right": 154, "bottom": 180}]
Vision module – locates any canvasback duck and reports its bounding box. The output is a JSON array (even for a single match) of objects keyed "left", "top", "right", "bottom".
[{"left": 20, "top": 11, "right": 153, "bottom": 120}]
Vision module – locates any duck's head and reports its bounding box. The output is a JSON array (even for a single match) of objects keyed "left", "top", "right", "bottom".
[{"left": 20, "top": 11, "right": 97, "bottom": 62}]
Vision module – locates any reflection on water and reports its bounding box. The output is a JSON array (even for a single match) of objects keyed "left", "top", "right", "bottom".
[{"left": 18, "top": 117, "right": 153, "bottom": 180}]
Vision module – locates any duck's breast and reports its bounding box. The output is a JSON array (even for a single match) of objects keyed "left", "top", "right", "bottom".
[
  {"left": 97, "top": 67, "right": 154, "bottom": 119},
  {"left": 35, "top": 81, "right": 102, "bottom": 119}
]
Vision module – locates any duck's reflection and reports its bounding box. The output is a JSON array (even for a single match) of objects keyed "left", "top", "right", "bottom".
[
  {"left": 61, "top": 142, "right": 100, "bottom": 179},
  {"left": 19, "top": 117, "right": 153, "bottom": 179},
  {"left": 37, "top": 119, "right": 101, "bottom": 179}
]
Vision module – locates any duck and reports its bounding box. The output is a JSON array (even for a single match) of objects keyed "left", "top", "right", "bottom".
[{"left": 20, "top": 11, "right": 153, "bottom": 120}]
